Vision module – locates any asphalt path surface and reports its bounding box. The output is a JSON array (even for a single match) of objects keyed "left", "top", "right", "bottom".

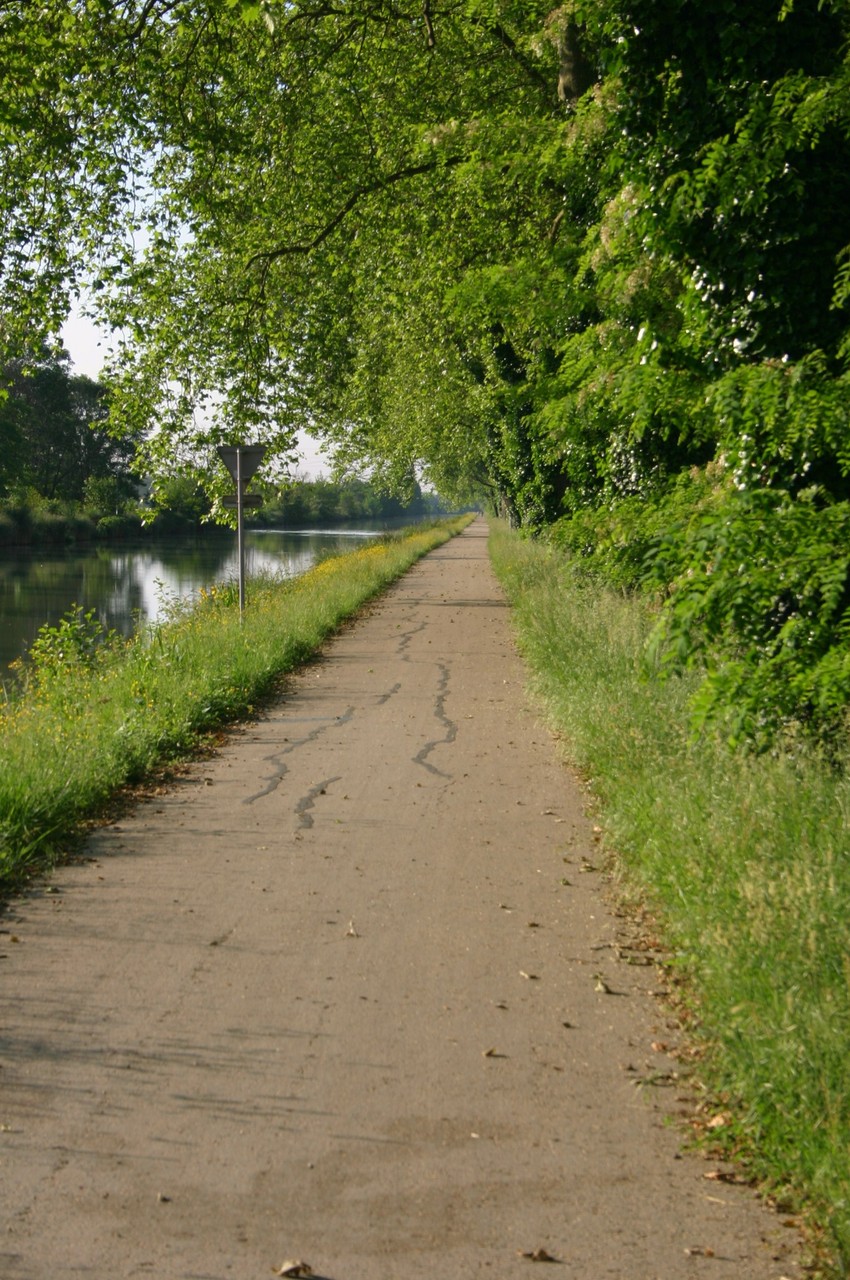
[{"left": 1, "top": 519, "right": 802, "bottom": 1279}]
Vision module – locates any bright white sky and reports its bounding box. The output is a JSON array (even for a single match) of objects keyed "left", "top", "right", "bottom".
[{"left": 60, "top": 308, "right": 329, "bottom": 479}]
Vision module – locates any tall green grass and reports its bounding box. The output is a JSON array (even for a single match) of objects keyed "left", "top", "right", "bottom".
[
  {"left": 489, "top": 523, "right": 850, "bottom": 1276},
  {"left": 0, "top": 518, "right": 472, "bottom": 889}
]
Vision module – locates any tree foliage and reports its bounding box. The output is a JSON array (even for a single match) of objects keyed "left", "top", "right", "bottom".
[
  {"left": 2, "top": 0, "right": 850, "bottom": 741},
  {"left": 0, "top": 346, "right": 136, "bottom": 501}
]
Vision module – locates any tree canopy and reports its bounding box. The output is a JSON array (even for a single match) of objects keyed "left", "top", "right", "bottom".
[
  {"left": 3, "top": 0, "right": 850, "bottom": 741},
  {"left": 0, "top": 346, "right": 135, "bottom": 500}
]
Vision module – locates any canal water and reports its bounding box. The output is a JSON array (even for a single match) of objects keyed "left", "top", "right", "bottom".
[{"left": 0, "top": 527, "right": 384, "bottom": 670}]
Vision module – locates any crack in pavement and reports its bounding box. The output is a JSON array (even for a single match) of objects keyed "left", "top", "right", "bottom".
[
  {"left": 295, "top": 776, "right": 343, "bottom": 830},
  {"left": 376, "top": 681, "right": 402, "bottom": 706},
  {"left": 396, "top": 619, "right": 458, "bottom": 778},
  {"left": 243, "top": 708, "right": 354, "bottom": 805},
  {"left": 396, "top": 619, "right": 427, "bottom": 657},
  {"left": 413, "top": 661, "right": 458, "bottom": 779}
]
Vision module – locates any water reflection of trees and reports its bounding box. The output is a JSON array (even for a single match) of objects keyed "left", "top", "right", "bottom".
[{"left": 0, "top": 530, "right": 380, "bottom": 667}]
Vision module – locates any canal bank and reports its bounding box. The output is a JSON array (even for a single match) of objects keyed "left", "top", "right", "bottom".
[{"left": 0, "top": 525, "right": 395, "bottom": 669}]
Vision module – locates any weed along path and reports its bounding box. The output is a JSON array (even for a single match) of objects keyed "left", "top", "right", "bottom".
[{"left": 1, "top": 518, "right": 801, "bottom": 1280}]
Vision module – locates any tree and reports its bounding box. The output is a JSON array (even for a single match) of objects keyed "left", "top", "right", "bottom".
[{"left": 0, "top": 346, "right": 137, "bottom": 501}]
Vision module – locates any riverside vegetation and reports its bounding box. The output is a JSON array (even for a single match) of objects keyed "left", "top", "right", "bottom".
[
  {"left": 490, "top": 522, "right": 850, "bottom": 1276},
  {"left": 0, "top": 517, "right": 471, "bottom": 891}
]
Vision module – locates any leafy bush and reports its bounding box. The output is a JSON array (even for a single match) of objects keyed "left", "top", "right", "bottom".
[
  {"left": 647, "top": 487, "right": 850, "bottom": 746},
  {"left": 549, "top": 466, "right": 727, "bottom": 593},
  {"left": 550, "top": 452, "right": 850, "bottom": 748},
  {"left": 25, "top": 606, "right": 121, "bottom": 682}
]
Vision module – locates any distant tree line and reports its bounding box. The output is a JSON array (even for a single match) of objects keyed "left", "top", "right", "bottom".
[
  {"left": 256, "top": 477, "right": 450, "bottom": 527},
  {"left": 0, "top": 349, "right": 454, "bottom": 543}
]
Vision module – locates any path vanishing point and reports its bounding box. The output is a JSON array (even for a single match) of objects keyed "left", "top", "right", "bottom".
[{"left": 1, "top": 519, "right": 803, "bottom": 1279}]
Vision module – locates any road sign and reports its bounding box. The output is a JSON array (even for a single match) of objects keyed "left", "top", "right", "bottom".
[
  {"left": 216, "top": 444, "right": 266, "bottom": 485},
  {"left": 222, "top": 494, "right": 262, "bottom": 508},
  {"left": 215, "top": 444, "right": 267, "bottom": 616}
]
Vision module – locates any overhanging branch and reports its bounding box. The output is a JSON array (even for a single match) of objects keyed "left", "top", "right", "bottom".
[{"left": 245, "top": 154, "right": 463, "bottom": 274}]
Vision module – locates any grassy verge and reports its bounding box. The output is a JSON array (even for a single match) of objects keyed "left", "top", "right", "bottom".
[
  {"left": 0, "top": 517, "right": 473, "bottom": 890},
  {"left": 489, "top": 522, "right": 850, "bottom": 1277}
]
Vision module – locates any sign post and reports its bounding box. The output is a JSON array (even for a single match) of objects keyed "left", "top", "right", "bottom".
[{"left": 216, "top": 445, "right": 266, "bottom": 616}]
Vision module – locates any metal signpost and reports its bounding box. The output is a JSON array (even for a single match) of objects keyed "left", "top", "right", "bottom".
[{"left": 216, "top": 445, "right": 267, "bottom": 616}]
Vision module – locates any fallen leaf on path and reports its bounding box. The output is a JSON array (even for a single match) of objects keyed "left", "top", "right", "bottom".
[
  {"left": 518, "top": 1247, "right": 561, "bottom": 1262},
  {"left": 345, "top": 920, "right": 359, "bottom": 938},
  {"left": 519, "top": 970, "right": 539, "bottom": 980},
  {"left": 274, "top": 1262, "right": 314, "bottom": 1277},
  {"left": 684, "top": 1247, "right": 715, "bottom": 1257}
]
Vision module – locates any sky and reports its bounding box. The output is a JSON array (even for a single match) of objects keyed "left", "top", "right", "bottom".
[{"left": 60, "top": 308, "right": 330, "bottom": 479}]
